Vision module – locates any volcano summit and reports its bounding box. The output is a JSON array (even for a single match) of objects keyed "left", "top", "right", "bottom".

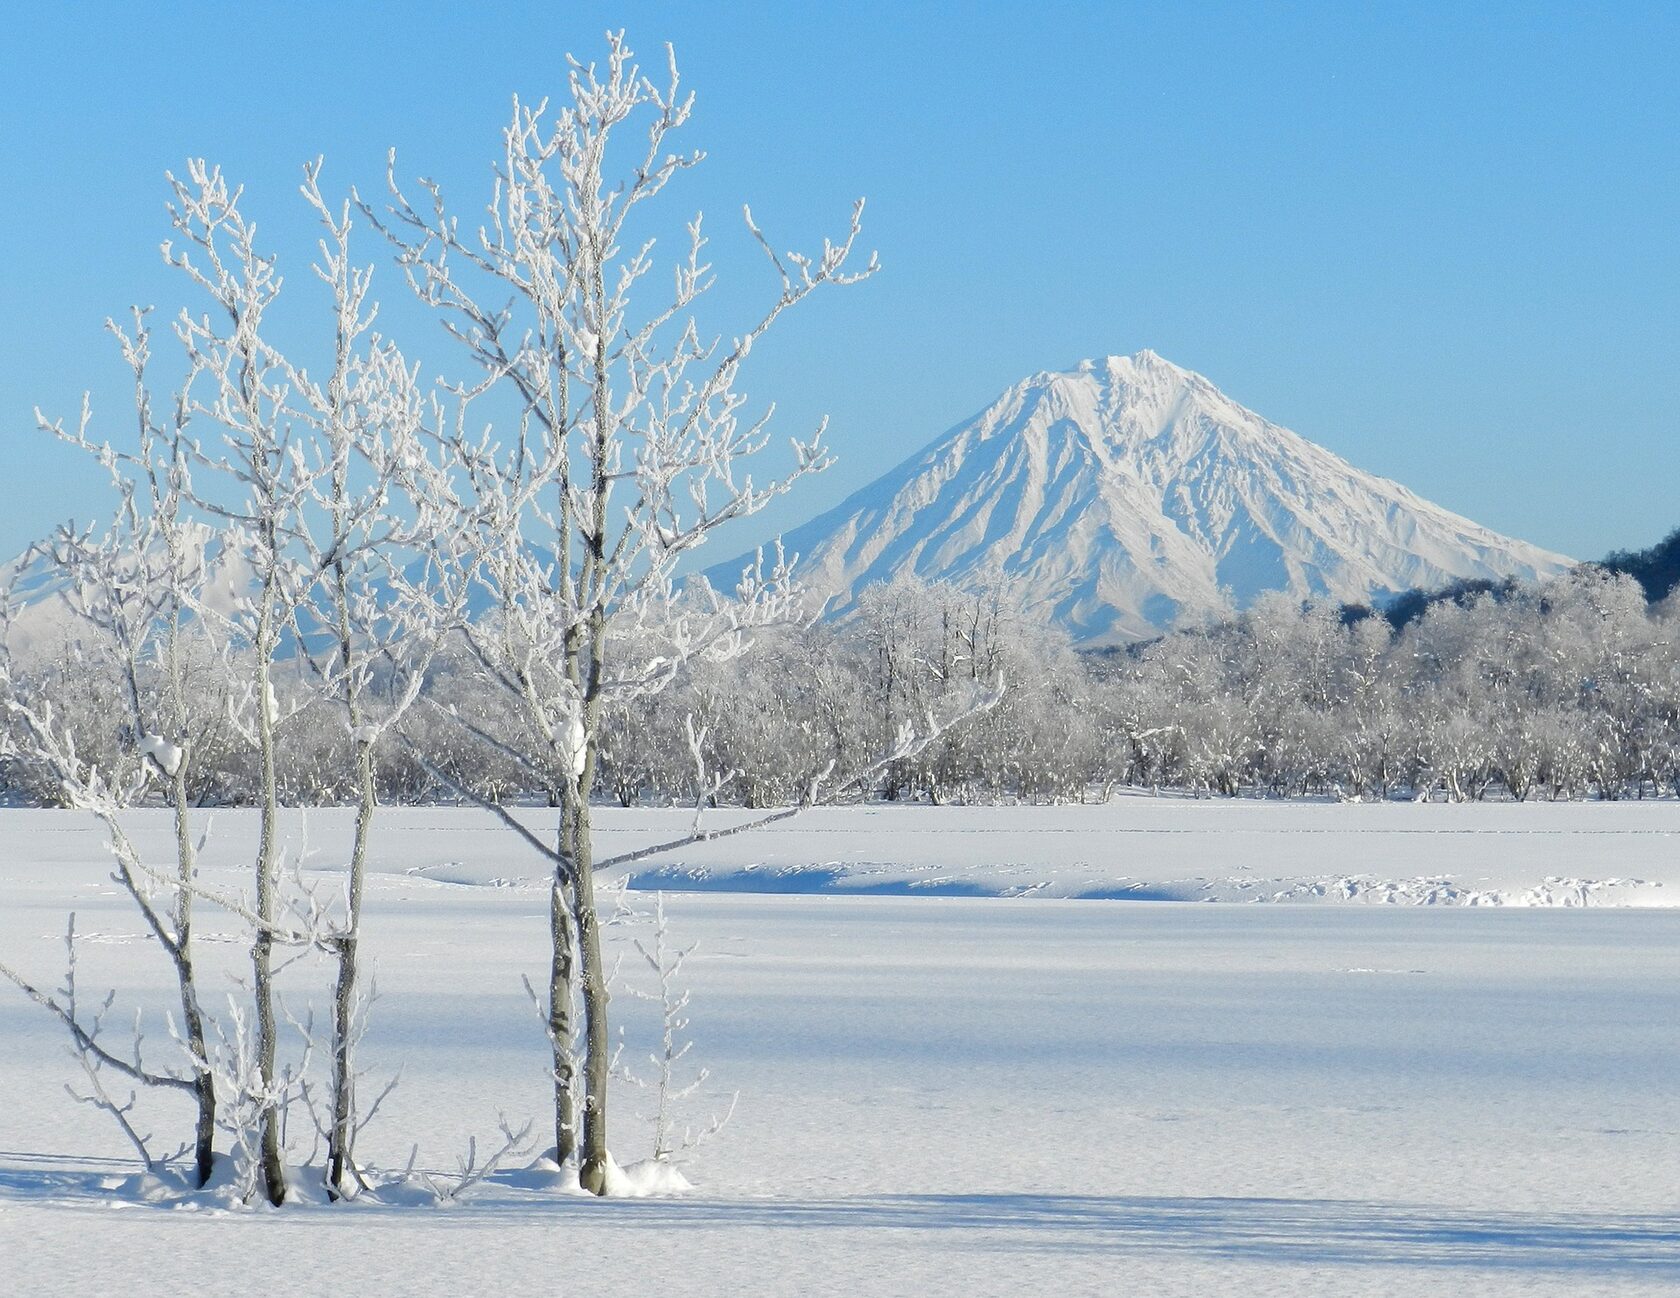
[{"left": 721, "top": 350, "right": 1571, "bottom": 643}]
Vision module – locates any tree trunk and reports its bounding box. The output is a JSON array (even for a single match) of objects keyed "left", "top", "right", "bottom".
[
  {"left": 549, "top": 848, "right": 578, "bottom": 1166},
  {"left": 571, "top": 789, "right": 612, "bottom": 1195},
  {"left": 169, "top": 764, "right": 216, "bottom": 1188},
  {"left": 253, "top": 656, "right": 287, "bottom": 1207},
  {"left": 327, "top": 739, "right": 377, "bottom": 1198}
]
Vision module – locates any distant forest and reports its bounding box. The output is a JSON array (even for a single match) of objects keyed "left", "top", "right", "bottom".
[
  {"left": 5, "top": 526, "right": 1677, "bottom": 810},
  {"left": 1363, "top": 524, "right": 1680, "bottom": 631}
]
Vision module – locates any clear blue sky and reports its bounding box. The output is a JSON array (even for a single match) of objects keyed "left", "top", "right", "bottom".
[{"left": 3, "top": 1, "right": 1678, "bottom": 562}]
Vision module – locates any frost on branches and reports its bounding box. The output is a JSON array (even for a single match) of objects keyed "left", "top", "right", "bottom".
[
  {"left": 0, "top": 28, "right": 937, "bottom": 1210},
  {"left": 361, "top": 30, "right": 886, "bottom": 1194}
]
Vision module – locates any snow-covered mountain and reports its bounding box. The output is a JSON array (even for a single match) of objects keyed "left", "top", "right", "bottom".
[{"left": 714, "top": 350, "right": 1572, "bottom": 643}]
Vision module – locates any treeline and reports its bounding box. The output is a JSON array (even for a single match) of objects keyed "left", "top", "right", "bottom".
[
  {"left": 7, "top": 557, "right": 1678, "bottom": 809},
  {"left": 593, "top": 562, "right": 1680, "bottom": 805},
  {"left": 1599, "top": 523, "right": 1680, "bottom": 605}
]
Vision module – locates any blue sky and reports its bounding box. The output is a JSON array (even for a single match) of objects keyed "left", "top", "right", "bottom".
[{"left": 3, "top": 1, "right": 1677, "bottom": 562}]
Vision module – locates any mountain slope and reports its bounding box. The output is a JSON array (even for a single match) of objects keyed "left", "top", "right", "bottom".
[{"left": 714, "top": 350, "right": 1572, "bottom": 643}]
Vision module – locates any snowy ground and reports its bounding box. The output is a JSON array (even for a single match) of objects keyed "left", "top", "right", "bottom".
[
  {"left": 2, "top": 801, "right": 1678, "bottom": 1295},
  {"left": 4, "top": 794, "right": 1676, "bottom": 905}
]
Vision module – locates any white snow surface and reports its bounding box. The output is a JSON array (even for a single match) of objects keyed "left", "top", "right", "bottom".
[
  {"left": 2, "top": 801, "right": 1678, "bottom": 1296},
  {"left": 137, "top": 734, "right": 184, "bottom": 777},
  {"left": 0, "top": 797, "right": 1675, "bottom": 905},
  {"left": 719, "top": 351, "right": 1574, "bottom": 642}
]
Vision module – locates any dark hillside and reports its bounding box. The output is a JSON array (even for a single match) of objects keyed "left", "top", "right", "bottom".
[{"left": 1599, "top": 525, "right": 1680, "bottom": 604}]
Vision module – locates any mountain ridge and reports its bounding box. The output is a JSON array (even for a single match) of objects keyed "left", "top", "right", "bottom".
[{"left": 711, "top": 350, "right": 1572, "bottom": 643}]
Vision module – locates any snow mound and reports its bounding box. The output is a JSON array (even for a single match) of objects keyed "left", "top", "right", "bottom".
[
  {"left": 1263, "top": 874, "right": 1661, "bottom": 907},
  {"left": 603, "top": 1155, "right": 694, "bottom": 1198},
  {"left": 138, "top": 734, "right": 183, "bottom": 777}
]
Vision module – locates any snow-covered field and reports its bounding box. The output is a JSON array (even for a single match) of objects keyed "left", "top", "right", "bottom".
[{"left": 2, "top": 800, "right": 1678, "bottom": 1295}]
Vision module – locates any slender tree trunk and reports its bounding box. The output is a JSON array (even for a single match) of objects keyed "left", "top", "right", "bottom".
[
  {"left": 549, "top": 830, "right": 578, "bottom": 1166},
  {"left": 326, "top": 738, "right": 376, "bottom": 1197},
  {"left": 169, "top": 762, "right": 216, "bottom": 1187},
  {"left": 572, "top": 791, "right": 611, "bottom": 1195},
  {"left": 575, "top": 269, "right": 615, "bottom": 1197},
  {"left": 253, "top": 650, "right": 287, "bottom": 1207}
]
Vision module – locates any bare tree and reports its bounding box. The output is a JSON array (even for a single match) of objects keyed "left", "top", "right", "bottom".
[
  {"left": 151, "top": 158, "right": 319, "bottom": 1206},
  {"left": 365, "top": 31, "right": 877, "bottom": 1193},
  {"left": 615, "top": 892, "right": 734, "bottom": 1165},
  {"left": 2, "top": 314, "right": 224, "bottom": 1183},
  {"left": 283, "top": 163, "right": 473, "bottom": 1199}
]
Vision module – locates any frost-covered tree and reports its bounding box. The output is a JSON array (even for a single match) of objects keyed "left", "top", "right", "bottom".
[
  {"left": 0, "top": 311, "right": 223, "bottom": 1183},
  {"left": 152, "top": 160, "right": 320, "bottom": 1204},
  {"left": 366, "top": 31, "right": 877, "bottom": 1193},
  {"left": 281, "top": 165, "right": 474, "bottom": 1198},
  {"left": 4, "top": 155, "right": 464, "bottom": 1207}
]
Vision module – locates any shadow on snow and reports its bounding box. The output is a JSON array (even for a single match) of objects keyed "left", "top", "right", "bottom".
[
  {"left": 625, "top": 866, "right": 993, "bottom": 897},
  {"left": 1, "top": 1152, "right": 1674, "bottom": 1276}
]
